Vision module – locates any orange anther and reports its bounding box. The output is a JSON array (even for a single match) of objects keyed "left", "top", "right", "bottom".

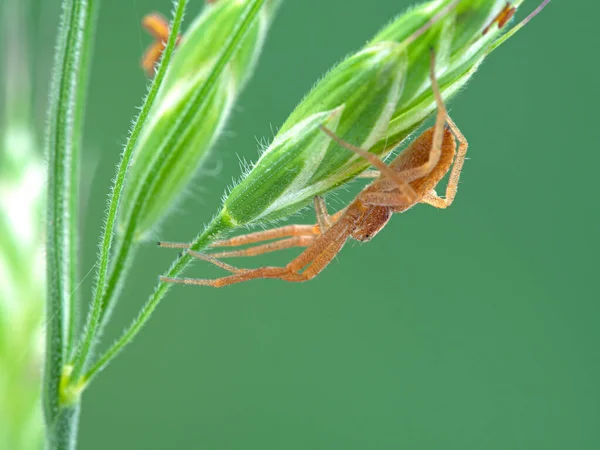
[
  {"left": 483, "top": 3, "right": 517, "bottom": 35},
  {"left": 140, "top": 13, "right": 182, "bottom": 77}
]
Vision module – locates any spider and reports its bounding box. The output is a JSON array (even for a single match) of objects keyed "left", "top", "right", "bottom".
[
  {"left": 156, "top": 0, "right": 554, "bottom": 288},
  {"left": 158, "top": 47, "right": 468, "bottom": 288}
]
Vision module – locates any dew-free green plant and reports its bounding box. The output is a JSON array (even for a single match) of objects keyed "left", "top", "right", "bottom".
[
  {"left": 120, "top": 0, "right": 279, "bottom": 240},
  {"left": 81, "top": 0, "right": 548, "bottom": 390},
  {"left": 41, "top": 0, "right": 274, "bottom": 447},
  {"left": 1, "top": 5, "right": 46, "bottom": 449},
  {"left": 0, "top": 0, "right": 547, "bottom": 448}
]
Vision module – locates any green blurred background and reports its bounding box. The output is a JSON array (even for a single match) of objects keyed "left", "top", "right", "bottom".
[{"left": 10, "top": 0, "right": 600, "bottom": 448}]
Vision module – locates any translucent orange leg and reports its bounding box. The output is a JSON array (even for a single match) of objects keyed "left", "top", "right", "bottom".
[
  {"left": 158, "top": 199, "right": 344, "bottom": 258},
  {"left": 160, "top": 218, "right": 353, "bottom": 287},
  {"left": 420, "top": 115, "right": 468, "bottom": 209},
  {"left": 320, "top": 126, "right": 419, "bottom": 204},
  {"left": 357, "top": 170, "right": 381, "bottom": 179},
  {"left": 210, "top": 236, "right": 316, "bottom": 258},
  {"left": 387, "top": 50, "right": 447, "bottom": 184},
  {"left": 158, "top": 225, "right": 318, "bottom": 250},
  {"left": 314, "top": 196, "right": 336, "bottom": 232},
  {"left": 354, "top": 116, "right": 467, "bottom": 210}
]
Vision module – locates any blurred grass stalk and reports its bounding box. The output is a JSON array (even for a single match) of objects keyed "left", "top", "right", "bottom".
[{"left": 0, "top": 1, "right": 46, "bottom": 449}]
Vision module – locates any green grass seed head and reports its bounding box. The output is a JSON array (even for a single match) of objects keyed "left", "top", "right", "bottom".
[
  {"left": 120, "top": 0, "right": 274, "bottom": 239},
  {"left": 221, "top": 0, "right": 545, "bottom": 227}
]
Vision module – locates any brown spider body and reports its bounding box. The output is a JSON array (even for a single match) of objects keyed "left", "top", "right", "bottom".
[{"left": 343, "top": 127, "right": 457, "bottom": 242}]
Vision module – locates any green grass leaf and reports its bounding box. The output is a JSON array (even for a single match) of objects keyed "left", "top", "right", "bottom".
[
  {"left": 83, "top": 0, "right": 268, "bottom": 385},
  {"left": 67, "top": 0, "right": 189, "bottom": 387}
]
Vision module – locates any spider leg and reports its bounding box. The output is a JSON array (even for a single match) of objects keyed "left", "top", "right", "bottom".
[
  {"left": 160, "top": 198, "right": 345, "bottom": 256},
  {"left": 207, "top": 198, "right": 344, "bottom": 257},
  {"left": 320, "top": 125, "right": 419, "bottom": 204},
  {"left": 360, "top": 115, "right": 468, "bottom": 209},
  {"left": 421, "top": 115, "right": 469, "bottom": 209},
  {"left": 402, "top": 0, "right": 461, "bottom": 47},
  {"left": 394, "top": 49, "right": 448, "bottom": 184},
  {"left": 210, "top": 236, "right": 316, "bottom": 258},
  {"left": 186, "top": 252, "right": 247, "bottom": 273},
  {"left": 213, "top": 225, "right": 319, "bottom": 248},
  {"left": 314, "top": 196, "right": 335, "bottom": 232},
  {"left": 161, "top": 219, "right": 352, "bottom": 287},
  {"left": 357, "top": 170, "right": 381, "bottom": 179},
  {"left": 359, "top": 192, "right": 411, "bottom": 208},
  {"left": 158, "top": 224, "right": 320, "bottom": 250}
]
